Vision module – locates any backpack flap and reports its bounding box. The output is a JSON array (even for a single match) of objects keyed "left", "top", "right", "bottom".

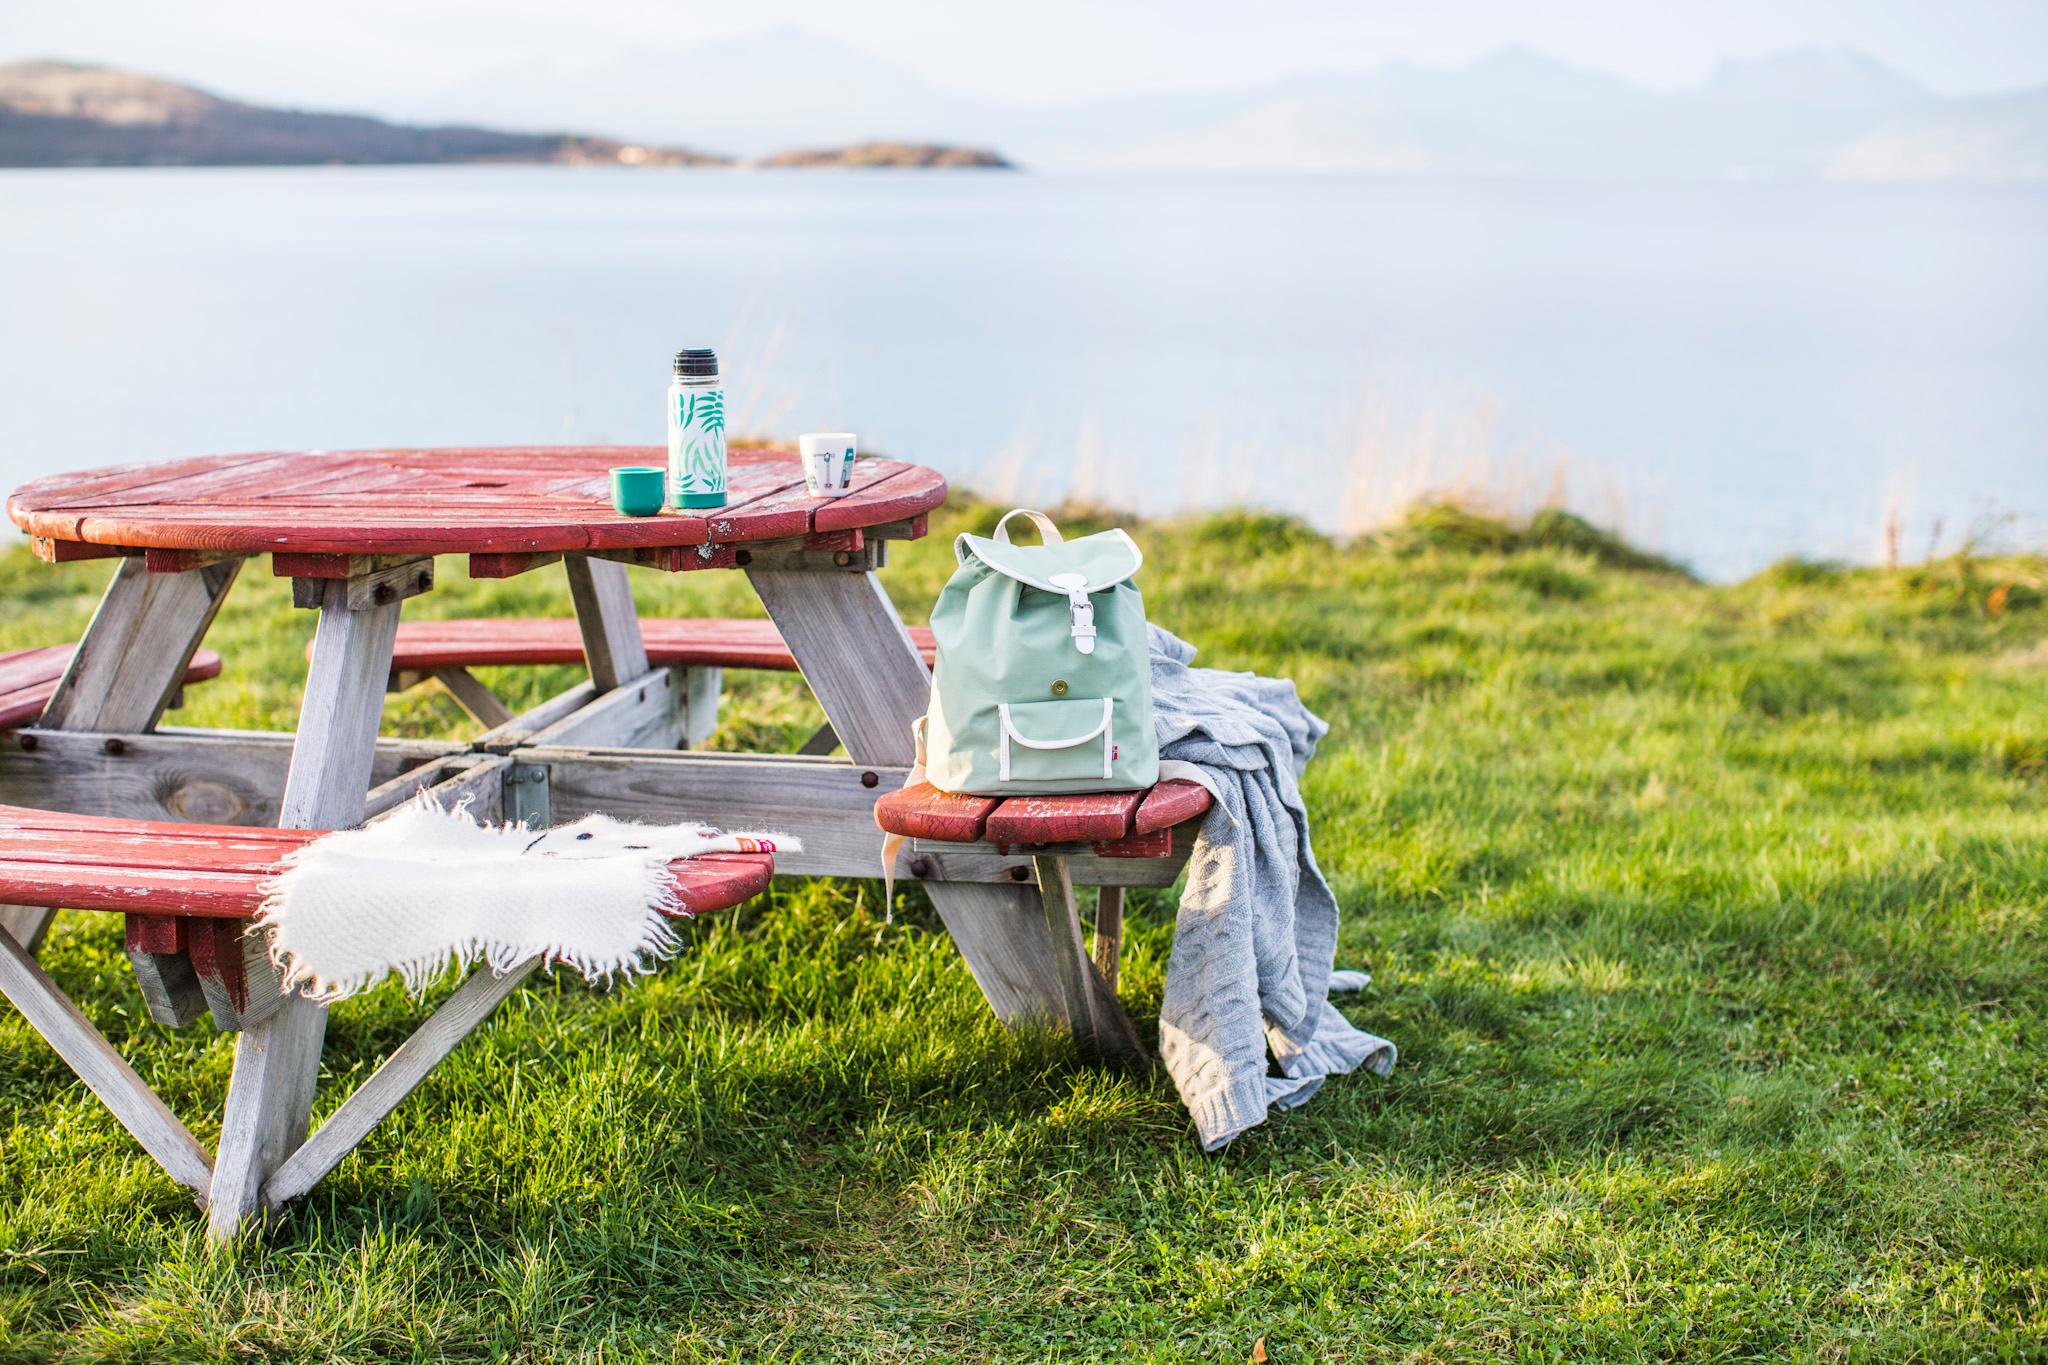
[{"left": 955, "top": 519, "right": 1144, "bottom": 657}]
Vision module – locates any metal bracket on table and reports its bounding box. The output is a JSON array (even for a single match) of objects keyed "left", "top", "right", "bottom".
[{"left": 503, "top": 762, "right": 551, "bottom": 828}]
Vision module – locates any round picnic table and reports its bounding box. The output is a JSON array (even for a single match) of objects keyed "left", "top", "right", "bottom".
[
  {"left": 3, "top": 444, "right": 1174, "bottom": 1239},
  {"left": 3, "top": 444, "right": 1049, "bottom": 1235},
  {"left": 4, "top": 446, "right": 1196, "bottom": 1236},
  {"left": 8, "top": 446, "right": 944, "bottom": 561}
]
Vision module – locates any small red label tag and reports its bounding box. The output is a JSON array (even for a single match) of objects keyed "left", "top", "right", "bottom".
[{"left": 1112, "top": 745, "right": 1120, "bottom": 760}]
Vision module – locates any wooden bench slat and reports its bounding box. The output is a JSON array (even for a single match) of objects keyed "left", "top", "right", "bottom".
[
  {"left": 662, "top": 851, "right": 776, "bottom": 914},
  {"left": 985, "top": 792, "right": 1144, "bottom": 846},
  {"left": 0, "top": 829, "right": 315, "bottom": 876},
  {"left": 871, "top": 782, "right": 1002, "bottom": 843},
  {"left": 0, "top": 645, "right": 75, "bottom": 694},
  {"left": 0, "top": 859, "right": 275, "bottom": 917},
  {"left": 387, "top": 617, "right": 937, "bottom": 674},
  {"left": 0, "top": 803, "right": 774, "bottom": 920},
  {"left": 874, "top": 779, "right": 1210, "bottom": 851},
  {"left": 0, "top": 806, "right": 310, "bottom": 845},
  {"left": 1133, "top": 780, "right": 1214, "bottom": 835}
]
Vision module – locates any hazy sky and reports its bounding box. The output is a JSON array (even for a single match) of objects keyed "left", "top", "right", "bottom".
[{"left": 3, "top": 0, "right": 2045, "bottom": 114}]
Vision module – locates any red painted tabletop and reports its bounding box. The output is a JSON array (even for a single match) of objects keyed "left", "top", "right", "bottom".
[{"left": 7, "top": 447, "right": 946, "bottom": 558}]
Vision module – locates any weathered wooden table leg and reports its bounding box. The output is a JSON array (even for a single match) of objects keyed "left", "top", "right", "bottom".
[
  {"left": 565, "top": 554, "right": 716, "bottom": 747},
  {"left": 1033, "top": 855, "right": 1099, "bottom": 1050},
  {"left": 4, "top": 557, "right": 241, "bottom": 1021},
  {"left": 564, "top": 554, "right": 650, "bottom": 692},
  {"left": 1093, "top": 886, "right": 1125, "bottom": 991},
  {"left": 1034, "top": 856, "right": 1147, "bottom": 1062},
  {"left": 207, "top": 571, "right": 405, "bottom": 1241},
  {"left": 747, "top": 566, "right": 1069, "bottom": 1026}
]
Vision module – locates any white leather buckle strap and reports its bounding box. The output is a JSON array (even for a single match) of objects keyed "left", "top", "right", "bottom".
[
  {"left": 1047, "top": 572, "right": 1097, "bottom": 655},
  {"left": 997, "top": 698, "right": 1114, "bottom": 782}
]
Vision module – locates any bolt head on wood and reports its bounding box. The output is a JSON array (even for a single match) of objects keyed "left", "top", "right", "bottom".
[{"left": 861, "top": 770, "right": 879, "bottom": 788}]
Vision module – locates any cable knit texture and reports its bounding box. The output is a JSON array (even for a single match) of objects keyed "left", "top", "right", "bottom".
[
  {"left": 1150, "top": 626, "right": 1397, "bottom": 1149},
  {"left": 256, "top": 797, "right": 796, "bottom": 1001}
]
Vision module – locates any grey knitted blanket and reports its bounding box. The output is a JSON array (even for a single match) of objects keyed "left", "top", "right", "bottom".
[{"left": 1149, "top": 625, "right": 1397, "bottom": 1149}]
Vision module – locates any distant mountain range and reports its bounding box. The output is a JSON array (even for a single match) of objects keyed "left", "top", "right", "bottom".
[
  {"left": 405, "top": 31, "right": 2048, "bottom": 181},
  {"left": 7, "top": 39, "right": 2046, "bottom": 181},
  {"left": 0, "top": 60, "right": 1010, "bottom": 169}
]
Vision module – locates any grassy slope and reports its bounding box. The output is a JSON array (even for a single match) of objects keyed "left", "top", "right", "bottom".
[{"left": 0, "top": 506, "right": 2042, "bottom": 1363}]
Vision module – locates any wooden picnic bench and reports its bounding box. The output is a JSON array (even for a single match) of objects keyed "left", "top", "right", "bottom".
[
  {"left": 0, "top": 642, "right": 225, "bottom": 951},
  {"left": 875, "top": 778, "right": 1213, "bottom": 1061},
  {"left": 0, "top": 798, "right": 772, "bottom": 1215},
  {"left": 0, "top": 643, "right": 221, "bottom": 731}
]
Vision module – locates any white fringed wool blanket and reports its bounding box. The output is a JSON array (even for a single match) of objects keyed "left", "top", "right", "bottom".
[{"left": 257, "top": 799, "right": 796, "bottom": 1001}]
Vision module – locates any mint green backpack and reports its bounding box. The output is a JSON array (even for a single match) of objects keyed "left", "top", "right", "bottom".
[{"left": 923, "top": 509, "right": 1159, "bottom": 796}]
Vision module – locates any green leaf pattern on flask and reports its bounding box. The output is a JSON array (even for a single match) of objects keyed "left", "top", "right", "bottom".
[
  {"left": 695, "top": 389, "right": 725, "bottom": 435},
  {"left": 674, "top": 389, "right": 727, "bottom": 496}
]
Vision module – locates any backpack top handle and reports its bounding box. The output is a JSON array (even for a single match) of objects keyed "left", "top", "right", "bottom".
[{"left": 991, "top": 509, "right": 1065, "bottom": 545}]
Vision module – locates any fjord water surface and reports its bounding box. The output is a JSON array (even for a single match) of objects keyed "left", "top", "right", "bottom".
[{"left": 1, "top": 166, "right": 2041, "bottom": 577}]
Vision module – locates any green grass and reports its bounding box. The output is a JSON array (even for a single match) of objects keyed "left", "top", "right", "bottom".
[{"left": 1, "top": 503, "right": 2044, "bottom": 1362}]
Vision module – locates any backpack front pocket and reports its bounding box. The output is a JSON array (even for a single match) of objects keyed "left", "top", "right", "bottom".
[{"left": 997, "top": 697, "right": 1114, "bottom": 783}]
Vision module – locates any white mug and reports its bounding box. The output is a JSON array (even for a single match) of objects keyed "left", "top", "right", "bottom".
[{"left": 799, "top": 432, "right": 858, "bottom": 494}]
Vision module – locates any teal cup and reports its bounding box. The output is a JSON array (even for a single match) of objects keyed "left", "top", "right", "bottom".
[{"left": 610, "top": 466, "right": 665, "bottom": 517}]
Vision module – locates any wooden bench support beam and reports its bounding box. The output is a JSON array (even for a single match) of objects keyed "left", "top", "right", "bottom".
[
  {"left": 374, "top": 754, "right": 512, "bottom": 825},
  {"left": 125, "top": 914, "right": 208, "bottom": 1028},
  {"left": 1082, "top": 957, "right": 1148, "bottom": 1063},
  {"left": 0, "top": 904, "right": 53, "bottom": 956},
  {"left": 187, "top": 917, "right": 285, "bottom": 1032},
  {"left": 523, "top": 669, "right": 683, "bottom": 751},
  {"left": 473, "top": 682, "right": 598, "bottom": 754},
  {"left": 428, "top": 667, "right": 514, "bottom": 729},
  {"left": 0, "top": 728, "right": 465, "bottom": 829},
  {"left": 0, "top": 928, "right": 214, "bottom": 1201},
  {"left": 263, "top": 956, "right": 541, "bottom": 1209}
]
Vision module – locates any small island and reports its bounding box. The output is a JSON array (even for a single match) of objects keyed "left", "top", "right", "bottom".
[
  {"left": 754, "top": 141, "right": 1014, "bottom": 169},
  {"left": 0, "top": 61, "right": 1014, "bottom": 170}
]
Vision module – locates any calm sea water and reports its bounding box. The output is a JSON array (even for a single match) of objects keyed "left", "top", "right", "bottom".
[{"left": 2, "top": 166, "right": 2042, "bottom": 578}]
